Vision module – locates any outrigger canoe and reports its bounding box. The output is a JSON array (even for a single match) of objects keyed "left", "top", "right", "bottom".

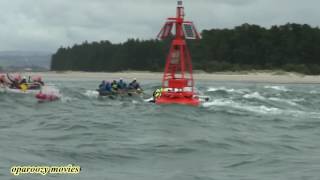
[
  {"left": 97, "top": 89, "right": 144, "bottom": 97},
  {"left": 0, "top": 85, "right": 41, "bottom": 94},
  {"left": 0, "top": 74, "right": 43, "bottom": 94}
]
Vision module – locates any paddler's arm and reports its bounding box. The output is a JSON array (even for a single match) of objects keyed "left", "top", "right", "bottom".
[{"left": 6, "top": 73, "right": 14, "bottom": 83}]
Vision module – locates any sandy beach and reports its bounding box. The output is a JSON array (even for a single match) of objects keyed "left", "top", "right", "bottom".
[{"left": 22, "top": 71, "right": 320, "bottom": 84}]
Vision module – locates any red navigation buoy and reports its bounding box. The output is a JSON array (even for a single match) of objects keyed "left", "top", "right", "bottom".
[{"left": 156, "top": 0, "right": 201, "bottom": 106}]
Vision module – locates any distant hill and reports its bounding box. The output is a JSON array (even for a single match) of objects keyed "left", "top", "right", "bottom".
[{"left": 0, "top": 51, "right": 52, "bottom": 71}]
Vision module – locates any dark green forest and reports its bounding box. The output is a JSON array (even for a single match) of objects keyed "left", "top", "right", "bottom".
[{"left": 51, "top": 23, "right": 320, "bottom": 74}]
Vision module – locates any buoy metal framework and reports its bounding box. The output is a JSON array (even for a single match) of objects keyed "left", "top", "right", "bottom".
[{"left": 156, "top": 0, "right": 200, "bottom": 106}]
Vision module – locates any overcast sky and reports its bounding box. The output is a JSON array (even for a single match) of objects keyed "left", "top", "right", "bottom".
[{"left": 0, "top": 0, "right": 319, "bottom": 52}]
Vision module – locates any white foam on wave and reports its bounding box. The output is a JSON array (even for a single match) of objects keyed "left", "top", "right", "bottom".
[
  {"left": 310, "top": 90, "right": 319, "bottom": 94},
  {"left": 41, "top": 86, "right": 61, "bottom": 97},
  {"left": 202, "top": 99, "right": 235, "bottom": 108},
  {"left": 207, "top": 87, "right": 247, "bottom": 94},
  {"left": 284, "top": 110, "right": 320, "bottom": 119},
  {"left": 60, "top": 96, "right": 75, "bottom": 103},
  {"left": 292, "top": 98, "right": 305, "bottom": 102},
  {"left": 243, "top": 92, "right": 266, "bottom": 100},
  {"left": 202, "top": 99, "right": 281, "bottom": 115},
  {"left": 244, "top": 105, "right": 281, "bottom": 114},
  {"left": 45, "top": 83, "right": 56, "bottom": 86},
  {"left": 83, "top": 90, "right": 99, "bottom": 98},
  {"left": 144, "top": 97, "right": 154, "bottom": 102},
  {"left": 264, "top": 85, "right": 290, "bottom": 92},
  {"left": 202, "top": 98, "right": 320, "bottom": 119},
  {"left": 268, "top": 97, "right": 298, "bottom": 106}
]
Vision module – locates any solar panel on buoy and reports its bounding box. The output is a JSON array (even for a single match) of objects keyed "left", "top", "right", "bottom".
[{"left": 183, "top": 23, "right": 196, "bottom": 39}]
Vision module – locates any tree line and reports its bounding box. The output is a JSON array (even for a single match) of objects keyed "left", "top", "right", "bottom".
[{"left": 51, "top": 23, "right": 320, "bottom": 74}]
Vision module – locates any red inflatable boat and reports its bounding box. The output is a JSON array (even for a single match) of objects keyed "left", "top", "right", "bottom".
[{"left": 36, "top": 92, "right": 60, "bottom": 102}]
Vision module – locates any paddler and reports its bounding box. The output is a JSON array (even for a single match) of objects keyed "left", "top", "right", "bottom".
[
  {"left": 150, "top": 87, "right": 163, "bottom": 103},
  {"left": 0, "top": 74, "right": 8, "bottom": 87},
  {"left": 20, "top": 76, "right": 27, "bottom": 84},
  {"left": 98, "top": 80, "right": 106, "bottom": 91},
  {"left": 117, "top": 78, "right": 127, "bottom": 90},
  {"left": 153, "top": 88, "right": 163, "bottom": 99},
  {"left": 0, "top": 74, "right": 6, "bottom": 84},
  {"left": 6, "top": 74, "right": 20, "bottom": 89},
  {"left": 105, "top": 81, "right": 112, "bottom": 92},
  {"left": 111, "top": 80, "right": 118, "bottom": 91},
  {"left": 129, "top": 78, "right": 141, "bottom": 90},
  {"left": 19, "top": 76, "right": 28, "bottom": 91}
]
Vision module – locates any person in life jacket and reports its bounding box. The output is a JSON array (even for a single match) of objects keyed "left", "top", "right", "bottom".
[
  {"left": 20, "top": 76, "right": 27, "bottom": 84},
  {"left": 19, "top": 76, "right": 28, "bottom": 91},
  {"left": 111, "top": 80, "right": 118, "bottom": 91},
  {"left": 149, "top": 87, "right": 163, "bottom": 103},
  {"left": 153, "top": 88, "right": 163, "bottom": 99},
  {"left": 99, "top": 80, "right": 106, "bottom": 91},
  {"left": 0, "top": 74, "right": 7, "bottom": 85},
  {"left": 129, "top": 78, "right": 141, "bottom": 90},
  {"left": 24, "top": 76, "right": 43, "bottom": 90},
  {"left": 104, "top": 81, "right": 112, "bottom": 92},
  {"left": 0, "top": 74, "right": 9, "bottom": 88},
  {"left": 6, "top": 74, "right": 20, "bottom": 89},
  {"left": 117, "top": 78, "right": 127, "bottom": 90}
]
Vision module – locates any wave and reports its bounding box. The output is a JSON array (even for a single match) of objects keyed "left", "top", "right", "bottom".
[
  {"left": 243, "top": 92, "right": 266, "bottom": 100},
  {"left": 83, "top": 90, "right": 99, "bottom": 98},
  {"left": 207, "top": 87, "right": 247, "bottom": 94},
  {"left": 310, "top": 90, "right": 320, "bottom": 94},
  {"left": 264, "top": 85, "right": 290, "bottom": 92},
  {"left": 243, "top": 92, "right": 298, "bottom": 106},
  {"left": 203, "top": 97, "right": 320, "bottom": 119},
  {"left": 286, "top": 110, "right": 320, "bottom": 119},
  {"left": 268, "top": 97, "right": 298, "bottom": 106},
  {"left": 202, "top": 99, "right": 281, "bottom": 115},
  {"left": 240, "top": 105, "right": 281, "bottom": 114},
  {"left": 41, "top": 86, "right": 61, "bottom": 96}
]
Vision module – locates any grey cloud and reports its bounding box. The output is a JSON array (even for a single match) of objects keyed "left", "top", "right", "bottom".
[{"left": 0, "top": 0, "right": 319, "bottom": 52}]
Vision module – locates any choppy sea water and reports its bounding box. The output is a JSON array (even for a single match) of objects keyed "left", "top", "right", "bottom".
[{"left": 1, "top": 79, "right": 320, "bottom": 180}]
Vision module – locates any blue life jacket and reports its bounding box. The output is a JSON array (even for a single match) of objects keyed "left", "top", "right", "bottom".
[
  {"left": 99, "top": 82, "right": 106, "bottom": 90},
  {"left": 117, "top": 80, "right": 127, "bottom": 89},
  {"left": 105, "top": 83, "right": 111, "bottom": 91}
]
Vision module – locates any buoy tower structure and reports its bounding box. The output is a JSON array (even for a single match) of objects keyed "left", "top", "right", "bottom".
[{"left": 156, "top": 0, "right": 201, "bottom": 106}]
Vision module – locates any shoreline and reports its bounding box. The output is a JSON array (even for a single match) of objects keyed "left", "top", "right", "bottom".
[{"left": 22, "top": 71, "right": 320, "bottom": 84}]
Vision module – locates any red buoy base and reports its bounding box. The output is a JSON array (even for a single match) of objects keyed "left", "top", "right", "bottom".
[{"left": 156, "top": 92, "right": 200, "bottom": 106}]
